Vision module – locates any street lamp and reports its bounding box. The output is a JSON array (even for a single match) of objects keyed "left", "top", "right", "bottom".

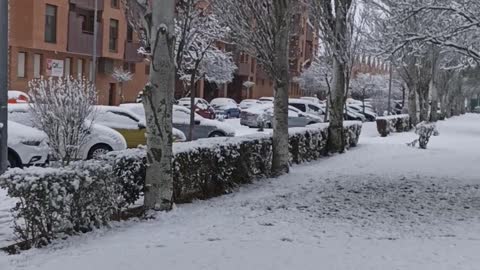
[{"left": 0, "top": 0, "right": 9, "bottom": 173}]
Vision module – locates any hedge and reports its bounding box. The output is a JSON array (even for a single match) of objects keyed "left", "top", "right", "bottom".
[
  {"left": 0, "top": 122, "right": 362, "bottom": 250},
  {"left": 376, "top": 114, "right": 410, "bottom": 137}
]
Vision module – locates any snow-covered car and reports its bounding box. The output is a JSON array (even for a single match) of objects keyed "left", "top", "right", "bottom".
[
  {"left": 344, "top": 106, "right": 366, "bottom": 122},
  {"left": 474, "top": 106, "right": 480, "bottom": 113},
  {"left": 7, "top": 121, "right": 49, "bottom": 168},
  {"left": 300, "top": 96, "right": 321, "bottom": 104},
  {"left": 210, "top": 98, "right": 241, "bottom": 118},
  {"left": 239, "top": 99, "right": 262, "bottom": 110},
  {"left": 8, "top": 90, "right": 29, "bottom": 104},
  {"left": 240, "top": 103, "right": 322, "bottom": 128},
  {"left": 178, "top": 98, "right": 216, "bottom": 119},
  {"left": 8, "top": 104, "right": 127, "bottom": 159},
  {"left": 95, "top": 105, "right": 186, "bottom": 148},
  {"left": 348, "top": 104, "right": 377, "bottom": 121},
  {"left": 289, "top": 98, "right": 326, "bottom": 117},
  {"left": 258, "top": 97, "right": 274, "bottom": 104},
  {"left": 122, "top": 103, "right": 232, "bottom": 140},
  {"left": 172, "top": 105, "right": 235, "bottom": 139}
]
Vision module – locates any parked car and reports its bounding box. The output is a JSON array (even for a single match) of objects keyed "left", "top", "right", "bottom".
[
  {"left": 474, "top": 106, "right": 480, "bottom": 113},
  {"left": 178, "top": 97, "right": 216, "bottom": 119},
  {"left": 240, "top": 103, "right": 323, "bottom": 128},
  {"left": 258, "top": 97, "right": 274, "bottom": 103},
  {"left": 239, "top": 99, "right": 262, "bottom": 110},
  {"left": 8, "top": 104, "right": 127, "bottom": 159},
  {"left": 210, "top": 98, "right": 241, "bottom": 118},
  {"left": 95, "top": 106, "right": 186, "bottom": 148},
  {"left": 348, "top": 104, "right": 377, "bottom": 121},
  {"left": 300, "top": 96, "right": 321, "bottom": 104},
  {"left": 172, "top": 105, "right": 236, "bottom": 139},
  {"left": 289, "top": 98, "right": 325, "bottom": 117},
  {"left": 119, "top": 103, "right": 234, "bottom": 140},
  {"left": 344, "top": 106, "right": 366, "bottom": 122},
  {"left": 8, "top": 90, "right": 29, "bottom": 104},
  {"left": 7, "top": 121, "right": 49, "bottom": 168}
]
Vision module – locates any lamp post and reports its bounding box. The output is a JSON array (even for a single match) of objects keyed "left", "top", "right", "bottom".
[
  {"left": 92, "top": 0, "right": 98, "bottom": 85},
  {"left": 0, "top": 0, "right": 8, "bottom": 173}
]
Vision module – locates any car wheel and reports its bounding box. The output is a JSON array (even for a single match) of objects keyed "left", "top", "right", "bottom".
[
  {"left": 8, "top": 151, "right": 22, "bottom": 168},
  {"left": 208, "top": 131, "right": 226, "bottom": 138},
  {"left": 87, "top": 144, "right": 113, "bottom": 159}
]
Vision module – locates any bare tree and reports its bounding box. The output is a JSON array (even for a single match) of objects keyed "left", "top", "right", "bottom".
[
  {"left": 112, "top": 68, "right": 133, "bottom": 104},
  {"left": 28, "top": 77, "right": 96, "bottom": 165},
  {"left": 310, "top": 0, "right": 355, "bottom": 152},
  {"left": 214, "top": 0, "right": 295, "bottom": 176}
]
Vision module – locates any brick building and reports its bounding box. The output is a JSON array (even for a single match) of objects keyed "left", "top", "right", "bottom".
[
  {"left": 8, "top": 0, "right": 147, "bottom": 105},
  {"left": 8, "top": 0, "right": 317, "bottom": 104}
]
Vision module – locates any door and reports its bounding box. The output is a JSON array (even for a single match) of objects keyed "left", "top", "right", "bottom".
[{"left": 109, "top": 83, "right": 117, "bottom": 106}]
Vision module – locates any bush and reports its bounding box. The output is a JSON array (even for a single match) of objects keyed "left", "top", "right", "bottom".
[
  {"left": 0, "top": 160, "right": 121, "bottom": 248},
  {"left": 415, "top": 122, "right": 439, "bottom": 149},
  {"left": 0, "top": 123, "right": 362, "bottom": 249},
  {"left": 376, "top": 114, "right": 410, "bottom": 137},
  {"left": 103, "top": 123, "right": 362, "bottom": 204}
]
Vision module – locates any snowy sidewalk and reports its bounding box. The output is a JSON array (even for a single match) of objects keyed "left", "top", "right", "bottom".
[{"left": 1, "top": 114, "right": 480, "bottom": 270}]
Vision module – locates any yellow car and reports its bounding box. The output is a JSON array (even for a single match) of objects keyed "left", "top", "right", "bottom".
[{"left": 94, "top": 106, "right": 185, "bottom": 148}]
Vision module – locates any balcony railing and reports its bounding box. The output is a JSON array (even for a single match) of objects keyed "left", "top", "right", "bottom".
[
  {"left": 67, "top": 11, "right": 103, "bottom": 56},
  {"left": 69, "top": 0, "right": 104, "bottom": 11}
]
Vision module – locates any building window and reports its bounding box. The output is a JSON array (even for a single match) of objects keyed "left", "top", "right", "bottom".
[
  {"left": 80, "top": 13, "right": 95, "bottom": 34},
  {"left": 65, "top": 58, "right": 72, "bottom": 77},
  {"left": 45, "top": 5, "right": 57, "bottom": 43},
  {"left": 77, "top": 59, "right": 84, "bottom": 78},
  {"left": 34, "top": 54, "right": 42, "bottom": 78},
  {"left": 17, "top": 52, "right": 26, "bottom": 78},
  {"left": 145, "top": 64, "right": 150, "bottom": 75},
  {"left": 127, "top": 25, "right": 133, "bottom": 42},
  {"left": 111, "top": 0, "right": 119, "bottom": 8},
  {"left": 109, "top": 19, "right": 119, "bottom": 52},
  {"left": 123, "top": 62, "right": 136, "bottom": 74}
]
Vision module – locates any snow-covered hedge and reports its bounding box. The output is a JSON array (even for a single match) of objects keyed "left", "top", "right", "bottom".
[
  {"left": 0, "top": 161, "right": 122, "bottom": 248},
  {"left": 376, "top": 114, "right": 410, "bottom": 137},
  {"left": 0, "top": 123, "right": 362, "bottom": 250},
  {"left": 104, "top": 122, "right": 362, "bottom": 203}
]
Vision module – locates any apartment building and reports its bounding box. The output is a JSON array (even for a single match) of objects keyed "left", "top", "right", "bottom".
[{"left": 8, "top": 0, "right": 147, "bottom": 105}]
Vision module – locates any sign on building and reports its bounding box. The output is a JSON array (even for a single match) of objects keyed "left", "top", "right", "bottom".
[{"left": 46, "top": 59, "right": 64, "bottom": 77}]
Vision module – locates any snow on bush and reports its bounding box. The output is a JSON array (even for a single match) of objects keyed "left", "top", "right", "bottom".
[
  {"left": 0, "top": 123, "right": 362, "bottom": 249},
  {"left": 376, "top": 114, "right": 410, "bottom": 137},
  {"left": 28, "top": 77, "right": 97, "bottom": 164},
  {"left": 102, "top": 123, "right": 362, "bottom": 203},
  {"left": 0, "top": 160, "right": 121, "bottom": 248},
  {"left": 415, "top": 122, "right": 439, "bottom": 149}
]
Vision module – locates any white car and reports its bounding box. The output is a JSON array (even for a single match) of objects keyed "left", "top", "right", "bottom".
[
  {"left": 258, "top": 97, "right": 274, "bottom": 103},
  {"left": 7, "top": 121, "right": 49, "bottom": 168},
  {"left": 289, "top": 98, "right": 326, "bottom": 117},
  {"left": 239, "top": 99, "right": 262, "bottom": 110},
  {"left": 8, "top": 104, "right": 127, "bottom": 160}
]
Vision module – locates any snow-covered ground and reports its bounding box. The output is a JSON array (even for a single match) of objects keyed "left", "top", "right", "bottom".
[{"left": 1, "top": 114, "right": 480, "bottom": 269}]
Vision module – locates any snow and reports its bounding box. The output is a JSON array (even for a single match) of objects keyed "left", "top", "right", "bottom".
[
  {"left": 7, "top": 121, "right": 48, "bottom": 145},
  {"left": 2, "top": 114, "right": 480, "bottom": 269}
]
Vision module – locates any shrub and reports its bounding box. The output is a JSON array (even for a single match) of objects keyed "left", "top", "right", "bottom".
[
  {"left": 0, "top": 160, "right": 120, "bottom": 248},
  {"left": 103, "top": 123, "right": 361, "bottom": 204},
  {"left": 415, "top": 122, "right": 439, "bottom": 149},
  {"left": 376, "top": 114, "right": 410, "bottom": 137}
]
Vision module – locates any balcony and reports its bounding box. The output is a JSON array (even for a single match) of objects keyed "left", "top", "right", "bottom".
[
  {"left": 124, "top": 41, "right": 143, "bottom": 62},
  {"left": 67, "top": 11, "right": 103, "bottom": 56},
  {"left": 69, "top": 0, "right": 104, "bottom": 11}
]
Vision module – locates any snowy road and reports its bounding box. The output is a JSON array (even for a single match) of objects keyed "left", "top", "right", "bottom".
[{"left": 2, "top": 114, "right": 480, "bottom": 269}]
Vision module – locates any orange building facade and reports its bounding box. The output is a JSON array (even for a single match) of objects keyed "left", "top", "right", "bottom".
[{"left": 8, "top": 0, "right": 148, "bottom": 105}]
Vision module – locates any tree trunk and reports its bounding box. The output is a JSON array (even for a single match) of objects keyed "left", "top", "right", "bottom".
[
  {"left": 143, "top": 0, "right": 175, "bottom": 211},
  {"left": 429, "top": 80, "right": 438, "bottom": 121},
  {"left": 189, "top": 71, "right": 197, "bottom": 141},
  {"left": 271, "top": 0, "right": 290, "bottom": 176},
  {"left": 417, "top": 85, "right": 429, "bottom": 122},
  {"left": 408, "top": 86, "right": 418, "bottom": 126},
  {"left": 327, "top": 1, "right": 351, "bottom": 152}
]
